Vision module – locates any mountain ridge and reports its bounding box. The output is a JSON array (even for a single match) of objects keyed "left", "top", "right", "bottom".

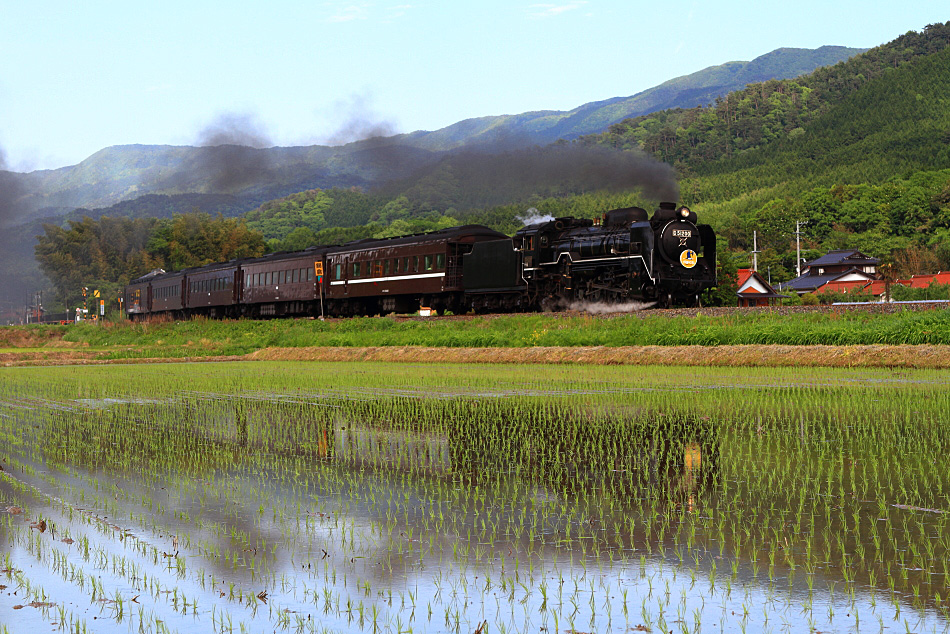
[{"left": 3, "top": 45, "right": 865, "bottom": 221}]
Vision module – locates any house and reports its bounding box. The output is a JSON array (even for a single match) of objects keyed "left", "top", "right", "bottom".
[
  {"left": 736, "top": 269, "right": 787, "bottom": 307},
  {"left": 813, "top": 279, "right": 894, "bottom": 302},
  {"left": 778, "top": 249, "right": 880, "bottom": 295},
  {"left": 906, "top": 272, "right": 950, "bottom": 288}
]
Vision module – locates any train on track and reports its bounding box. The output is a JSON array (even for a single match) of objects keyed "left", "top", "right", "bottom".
[{"left": 124, "top": 202, "right": 717, "bottom": 320}]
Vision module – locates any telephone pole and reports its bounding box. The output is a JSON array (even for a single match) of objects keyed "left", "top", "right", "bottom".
[
  {"left": 751, "top": 231, "right": 760, "bottom": 272},
  {"left": 794, "top": 221, "right": 807, "bottom": 277}
]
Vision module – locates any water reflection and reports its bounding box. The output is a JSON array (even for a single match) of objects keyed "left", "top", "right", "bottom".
[{"left": 0, "top": 391, "right": 946, "bottom": 634}]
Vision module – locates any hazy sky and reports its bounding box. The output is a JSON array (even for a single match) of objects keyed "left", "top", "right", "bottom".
[{"left": 0, "top": 1, "right": 946, "bottom": 171}]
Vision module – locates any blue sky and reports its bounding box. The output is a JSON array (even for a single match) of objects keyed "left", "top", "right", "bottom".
[{"left": 0, "top": 1, "right": 946, "bottom": 171}]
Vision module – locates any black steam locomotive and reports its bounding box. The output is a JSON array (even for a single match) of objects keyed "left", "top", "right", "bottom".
[{"left": 124, "top": 202, "right": 716, "bottom": 319}]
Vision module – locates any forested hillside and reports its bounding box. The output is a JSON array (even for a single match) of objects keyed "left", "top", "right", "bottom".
[{"left": 583, "top": 23, "right": 950, "bottom": 170}]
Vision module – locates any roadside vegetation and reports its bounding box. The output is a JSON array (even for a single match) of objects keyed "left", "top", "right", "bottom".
[{"left": 0, "top": 306, "right": 940, "bottom": 360}]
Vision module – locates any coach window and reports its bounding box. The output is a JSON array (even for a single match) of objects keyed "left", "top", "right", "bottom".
[
  {"left": 413, "top": 256, "right": 419, "bottom": 272},
  {"left": 335, "top": 263, "right": 342, "bottom": 280},
  {"left": 402, "top": 257, "right": 410, "bottom": 273},
  {"left": 374, "top": 260, "right": 382, "bottom": 276},
  {"left": 383, "top": 260, "right": 390, "bottom": 276},
  {"left": 353, "top": 262, "right": 361, "bottom": 277},
  {"left": 424, "top": 255, "right": 433, "bottom": 271},
  {"left": 436, "top": 254, "right": 445, "bottom": 269}
]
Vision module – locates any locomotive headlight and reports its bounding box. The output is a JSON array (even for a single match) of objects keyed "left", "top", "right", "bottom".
[{"left": 678, "top": 206, "right": 691, "bottom": 218}]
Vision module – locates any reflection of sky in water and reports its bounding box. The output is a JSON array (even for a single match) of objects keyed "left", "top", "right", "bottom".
[{"left": 0, "top": 392, "right": 947, "bottom": 634}]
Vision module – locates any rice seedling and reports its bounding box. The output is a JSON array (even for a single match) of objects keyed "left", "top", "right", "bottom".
[{"left": 0, "top": 361, "right": 947, "bottom": 632}]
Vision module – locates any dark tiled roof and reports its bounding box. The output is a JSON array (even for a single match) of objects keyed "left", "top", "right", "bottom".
[
  {"left": 778, "top": 268, "right": 875, "bottom": 291},
  {"left": 805, "top": 249, "right": 879, "bottom": 267},
  {"left": 777, "top": 273, "right": 844, "bottom": 291}
]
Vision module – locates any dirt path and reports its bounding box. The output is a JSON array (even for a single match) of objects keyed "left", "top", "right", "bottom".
[
  {"left": 4, "top": 344, "right": 950, "bottom": 369},
  {"left": 247, "top": 344, "right": 950, "bottom": 368}
]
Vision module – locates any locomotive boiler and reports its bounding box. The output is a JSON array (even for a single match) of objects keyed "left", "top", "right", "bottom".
[{"left": 514, "top": 202, "right": 716, "bottom": 308}]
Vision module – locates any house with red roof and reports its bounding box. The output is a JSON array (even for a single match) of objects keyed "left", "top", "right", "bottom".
[
  {"left": 813, "top": 278, "right": 898, "bottom": 301},
  {"left": 736, "top": 269, "right": 787, "bottom": 307},
  {"left": 907, "top": 272, "right": 950, "bottom": 288}
]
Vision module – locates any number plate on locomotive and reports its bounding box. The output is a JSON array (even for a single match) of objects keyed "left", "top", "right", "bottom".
[{"left": 672, "top": 229, "right": 692, "bottom": 237}]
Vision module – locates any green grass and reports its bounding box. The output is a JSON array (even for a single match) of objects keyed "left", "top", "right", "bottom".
[{"left": 41, "top": 308, "right": 950, "bottom": 358}]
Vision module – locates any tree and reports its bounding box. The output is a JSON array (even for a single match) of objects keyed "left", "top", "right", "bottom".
[
  {"left": 146, "top": 211, "right": 268, "bottom": 270},
  {"left": 35, "top": 216, "right": 162, "bottom": 308}
]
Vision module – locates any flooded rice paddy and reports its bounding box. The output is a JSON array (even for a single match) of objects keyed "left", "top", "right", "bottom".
[{"left": 0, "top": 361, "right": 949, "bottom": 633}]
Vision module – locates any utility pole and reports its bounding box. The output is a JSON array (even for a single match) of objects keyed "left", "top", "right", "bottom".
[
  {"left": 751, "top": 231, "right": 760, "bottom": 272},
  {"left": 794, "top": 221, "right": 807, "bottom": 278}
]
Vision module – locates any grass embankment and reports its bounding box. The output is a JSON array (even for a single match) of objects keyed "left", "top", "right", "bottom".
[{"left": 3, "top": 305, "right": 950, "bottom": 367}]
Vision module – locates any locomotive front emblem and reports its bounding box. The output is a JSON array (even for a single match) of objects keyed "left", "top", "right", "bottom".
[{"left": 680, "top": 249, "right": 698, "bottom": 268}]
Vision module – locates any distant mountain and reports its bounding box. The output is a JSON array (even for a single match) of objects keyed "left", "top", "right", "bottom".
[
  {"left": 398, "top": 46, "right": 867, "bottom": 150},
  {"left": 0, "top": 46, "right": 864, "bottom": 222}
]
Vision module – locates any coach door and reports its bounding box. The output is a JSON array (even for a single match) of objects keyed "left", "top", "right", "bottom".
[{"left": 343, "top": 256, "right": 349, "bottom": 295}]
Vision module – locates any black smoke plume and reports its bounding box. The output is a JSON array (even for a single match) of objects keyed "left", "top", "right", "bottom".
[
  {"left": 195, "top": 113, "right": 274, "bottom": 191},
  {"left": 0, "top": 146, "right": 27, "bottom": 227},
  {"left": 323, "top": 93, "right": 398, "bottom": 146},
  {"left": 379, "top": 141, "right": 679, "bottom": 209}
]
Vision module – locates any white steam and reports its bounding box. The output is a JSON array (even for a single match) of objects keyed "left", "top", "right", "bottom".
[
  {"left": 568, "top": 300, "right": 656, "bottom": 314},
  {"left": 516, "top": 207, "right": 555, "bottom": 227}
]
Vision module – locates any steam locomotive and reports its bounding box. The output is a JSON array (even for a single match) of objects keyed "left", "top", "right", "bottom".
[{"left": 124, "top": 202, "right": 716, "bottom": 319}]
